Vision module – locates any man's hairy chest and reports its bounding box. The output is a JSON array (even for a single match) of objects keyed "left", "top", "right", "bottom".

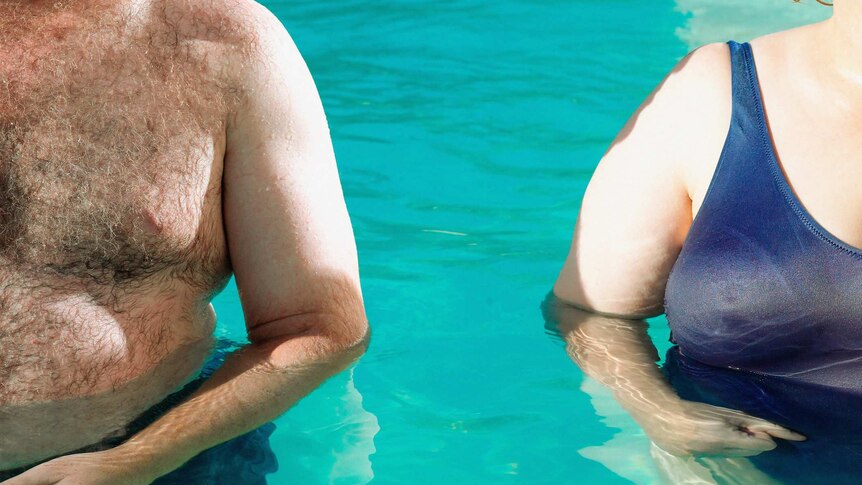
[
  {"left": 0, "top": 11, "right": 235, "bottom": 291},
  {"left": 0, "top": 2, "right": 261, "bottom": 467}
]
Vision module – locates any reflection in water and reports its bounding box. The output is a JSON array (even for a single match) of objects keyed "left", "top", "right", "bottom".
[
  {"left": 327, "top": 369, "right": 378, "bottom": 485},
  {"left": 649, "top": 442, "right": 779, "bottom": 485},
  {"left": 575, "top": 378, "right": 659, "bottom": 483},
  {"left": 274, "top": 368, "right": 379, "bottom": 485},
  {"left": 538, "top": 293, "right": 862, "bottom": 484}
]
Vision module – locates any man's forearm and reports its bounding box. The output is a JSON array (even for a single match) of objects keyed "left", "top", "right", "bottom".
[{"left": 109, "top": 321, "right": 369, "bottom": 482}]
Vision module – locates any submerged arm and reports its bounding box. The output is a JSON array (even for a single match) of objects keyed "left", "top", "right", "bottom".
[{"left": 544, "top": 295, "right": 803, "bottom": 457}]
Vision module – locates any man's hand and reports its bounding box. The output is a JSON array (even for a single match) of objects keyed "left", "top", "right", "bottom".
[{"left": 0, "top": 450, "right": 155, "bottom": 485}]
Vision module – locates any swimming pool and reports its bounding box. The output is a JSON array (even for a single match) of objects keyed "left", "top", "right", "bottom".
[{"left": 210, "top": 1, "right": 830, "bottom": 483}]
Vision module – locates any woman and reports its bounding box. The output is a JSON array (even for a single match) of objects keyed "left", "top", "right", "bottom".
[{"left": 550, "top": 0, "right": 862, "bottom": 482}]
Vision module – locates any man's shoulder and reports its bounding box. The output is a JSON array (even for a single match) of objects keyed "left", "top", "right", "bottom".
[
  {"left": 154, "top": 0, "right": 286, "bottom": 50},
  {"left": 150, "top": 0, "right": 295, "bottom": 98}
]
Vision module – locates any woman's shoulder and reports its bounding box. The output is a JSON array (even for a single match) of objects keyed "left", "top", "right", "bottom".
[
  {"left": 625, "top": 40, "right": 732, "bottom": 198},
  {"left": 649, "top": 23, "right": 814, "bottom": 206},
  {"left": 551, "top": 41, "right": 735, "bottom": 316},
  {"left": 670, "top": 21, "right": 823, "bottom": 126}
]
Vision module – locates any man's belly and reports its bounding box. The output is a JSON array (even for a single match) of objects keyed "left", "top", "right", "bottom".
[{"left": 0, "top": 273, "right": 219, "bottom": 470}]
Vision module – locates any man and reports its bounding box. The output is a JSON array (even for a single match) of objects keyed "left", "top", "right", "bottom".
[{"left": 0, "top": 0, "right": 369, "bottom": 482}]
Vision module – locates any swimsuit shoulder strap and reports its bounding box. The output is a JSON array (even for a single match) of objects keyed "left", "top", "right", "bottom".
[{"left": 726, "top": 39, "right": 761, "bottom": 133}]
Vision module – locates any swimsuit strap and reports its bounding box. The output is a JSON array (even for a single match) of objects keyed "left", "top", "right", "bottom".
[{"left": 726, "top": 40, "right": 762, "bottom": 148}]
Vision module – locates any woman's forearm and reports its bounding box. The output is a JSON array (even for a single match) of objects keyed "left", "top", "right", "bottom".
[
  {"left": 545, "top": 296, "right": 682, "bottom": 420},
  {"left": 545, "top": 294, "right": 804, "bottom": 457}
]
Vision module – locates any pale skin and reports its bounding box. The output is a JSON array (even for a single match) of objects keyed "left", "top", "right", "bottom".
[
  {"left": 0, "top": 1, "right": 367, "bottom": 484},
  {"left": 554, "top": 0, "right": 862, "bottom": 461}
]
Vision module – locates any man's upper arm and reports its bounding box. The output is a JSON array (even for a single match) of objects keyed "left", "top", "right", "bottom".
[
  {"left": 223, "top": 7, "right": 365, "bottom": 343},
  {"left": 553, "top": 42, "right": 732, "bottom": 318}
]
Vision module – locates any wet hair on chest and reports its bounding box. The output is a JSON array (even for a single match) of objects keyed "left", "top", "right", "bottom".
[{"left": 0, "top": 99, "right": 224, "bottom": 287}]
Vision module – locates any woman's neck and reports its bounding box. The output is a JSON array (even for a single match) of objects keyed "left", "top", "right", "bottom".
[{"left": 816, "top": 1, "right": 862, "bottom": 91}]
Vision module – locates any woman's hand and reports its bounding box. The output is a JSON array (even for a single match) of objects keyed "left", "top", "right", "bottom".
[
  {"left": 638, "top": 400, "right": 806, "bottom": 457},
  {"left": 0, "top": 450, "right": 156, "bottom": 485}
]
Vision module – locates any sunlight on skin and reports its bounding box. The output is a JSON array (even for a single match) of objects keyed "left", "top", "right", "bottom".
[{"left": 542, "top": 295, "right": 805, "bottom": 481}]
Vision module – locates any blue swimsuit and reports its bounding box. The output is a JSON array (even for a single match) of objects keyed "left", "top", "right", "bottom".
[
  {"left": 664, "top": 39, "right": 862, "bottom": 384},
  {"left": 662, "top": 40, "right": 862, "bottom": 483}
]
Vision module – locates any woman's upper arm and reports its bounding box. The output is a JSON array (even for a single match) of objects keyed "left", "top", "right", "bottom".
[{"left": 553, "top": 42, "right": 732, "bottom": 318}]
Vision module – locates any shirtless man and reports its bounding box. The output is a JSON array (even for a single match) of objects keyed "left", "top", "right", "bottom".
[{"left": 0, "top": 0, "right": 369, "bottom": 482}]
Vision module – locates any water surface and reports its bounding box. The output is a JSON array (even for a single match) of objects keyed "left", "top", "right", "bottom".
[{"left": 211, "top": 1, "right": 831, "bottom": 483}]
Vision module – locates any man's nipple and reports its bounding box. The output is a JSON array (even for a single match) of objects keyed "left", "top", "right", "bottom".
[{"left": 140, "top": 209, "right": 164, "bottom": 235}]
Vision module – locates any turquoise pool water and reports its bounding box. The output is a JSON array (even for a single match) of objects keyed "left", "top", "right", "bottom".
[{"left": 210, "top": 1, "right": 830, "bottom": 483}]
